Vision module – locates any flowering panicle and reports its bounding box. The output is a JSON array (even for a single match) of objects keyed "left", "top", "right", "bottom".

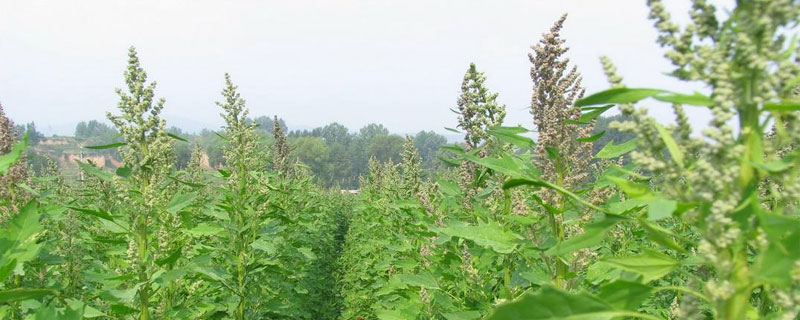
[
  {"left": 218, "top": 73, "right": 262, "bottom": 180},
  {"left": 400, "top": 136, "right": 422, "bottom": 196},
  {"left": 0, "top": 102, "right": 30, "bottom": 221},
  {"left": 456, "top": 63, "right": 506, "bottom": 152},
  {"left": 272, "top": 115, "right": 292, "bottom": 177},
  {"left": 529, "top": 14, "right": 594, "bottom": 201}
]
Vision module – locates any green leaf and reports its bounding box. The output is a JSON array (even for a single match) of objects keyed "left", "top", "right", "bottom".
[
  {"left": 184, "top": 224, "right": 225, "bottom": 237},
  {"left": 0, "top": 132, "right": 28, "bottom": 176},
  {"left": 68, "top": 207, "right": 115, "bottom": 221},
  {"left": 155, "top": 247, "right": 181, "bottom": 266},
  {"left": 576, "top": 131, "right": 605, "bottom": 142},
  {"left": 167, "top": 132, "right": 188, "bottom": 142},
  {"left": 755, "top": 211, "right": 800, "bottom": 287},
  {"left": 0, "top": 202, "right": 44, "bottom": 280},
  {"left": 435, "top": 220, "right": 520, "bottom": 254},
  {"left": 445, "top": 127, "right": 462, "bottom": 133},
  {"left": 166, "top": 192, "right": 197, "bottom": 214},
  {"left": 0, "top": 288, "right": 57, "bottom": 303},
  {"left": 595, "top": 138, "right": 637, "bottom": 159},
  {"left": 488, "top": 285, "right": 652, "bottom": 320},
  {"left": 487, "top": 126, "right": 534, "bottom": 148},
  {"left": 605, "top": 176, "right": 652, "bottom": 199},
  {"left": 604, "top": 250, "right": 678, "bottom": 283},
  {"left": 653, "top": 122, "right": 684, "bottom": 167},
  {"left": 546, "top": 215, "right": 626, "bottom": 256},
  {"left": 395, "top": 272, "right": 439, "bottom": 289},
  {"left": 597, "top": 280, "right": 652, "bottom": 311},
  {"left": 764, "top": 101, "right": 800, "bottom": 111},
  {"left": 298, "top": 247, "right": 317, "bottom": 260},
  {"left": 576, "top": 88, "right": 665, "bottom": 107},
  {"left": 84, "top": 142, "right": 126, "bottom": 149},
  {"left": 652, "top": 92, "right": 713, "bottom": 106},
  {"left": 647, "top": 198, "right": 677, "bottom": 221},
  {"left": 115, "top": 166, "right": 132, "bottom": 178},
  {"left": 75, "top": 161, "right": 112, "bottom": 182},
  {"left": 466, "top": 153, "right": 539, "bottom": 179},
  {"left": 576, "top": 105, "right": 615, "bottom": 123},
  {"left": 639, "top": 218, "right": 687, "bottom": 253},
  {"left": 442, "top": 311, "right": 482, "bottom": 320}
]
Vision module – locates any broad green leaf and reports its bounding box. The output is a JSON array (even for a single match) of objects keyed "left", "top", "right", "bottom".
[
  {"left": 0, "top": 288, "right": 58, "bottom": 303},
  {"left": 546, "top": 215, "right": 626, "bottom": 256},
  {"left": 647, "top": 198, "right": 677, "bottom": 221},
  {"left": 653, "top": 122, "right": 684, "bottom": 167},
  {"left": 395, "top": 272, "right": 439, "bottom": 289},
  {"left": 75, "top": 161, "right": 113, "bottom": 181},
  {"left": 376, "top": 308, "right": 417, "bottom": 320},
  {"left": 298, "top": 247, "right": 317, "bottom": 260},
  {"left": 115, "top": 166, "right": 132, "bottom": 178},
  {"left": 250, "top": 239, "right": 277, "bottom": 255},
  {"left": 436, "top": 220, "right": 520, "bottom": 254},
  {"left": 597, "top": 280, "right": 652, "bottom": 311},
  {"left": 576, "top": 88, "right": 665, "bottom": 107},
  {"left": 595, "top": 138, "right": 637, "bottom": 159},
  {"left": 487, "top": 126, "right": 534, "bottom": 148},
  {"left": 605, "top": 176, "right": 651, "bottom": 199},
  {"left": 84, "top": 142, "right": 126, "bottom": 149},
  {"left": 604, "top": 250, "right": 678, "bottom": 282},
  {"left": 442, "top": 311, "right": 482, "bottom": 320},
  {"left": 166, "top": 192, "right": 198, "bottom": 214},
  {"left": 0, "top": 202, "right": 44, "bottom": 280},
  {"left": 466, "top": 153, "right": 539, "bottom": 179},
  {"left": 755, "top": 211, "right": 800, "bottom": 286},
  {"left": 488, "top": 285, "right": 650, "bottom": 320},
  {"left": 0, "top": 132, "right": 28, "bottom": 176}
]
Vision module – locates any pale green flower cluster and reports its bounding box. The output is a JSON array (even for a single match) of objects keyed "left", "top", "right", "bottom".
[{"left": 456, "top": 63, "right": 506, "bottom": 151}]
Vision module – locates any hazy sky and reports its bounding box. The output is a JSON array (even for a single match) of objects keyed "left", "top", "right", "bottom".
[{"left": 0, "top": 0, "right": 726, "bottom": 136}]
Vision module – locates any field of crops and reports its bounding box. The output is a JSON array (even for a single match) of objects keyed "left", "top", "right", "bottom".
[{"left": 1, "top": 1, "right": 799, "bottom": 319}]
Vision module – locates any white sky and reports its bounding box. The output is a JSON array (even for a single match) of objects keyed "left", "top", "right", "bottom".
[{"left": 0, "top": 0, "right": 728, "bottom": 136}]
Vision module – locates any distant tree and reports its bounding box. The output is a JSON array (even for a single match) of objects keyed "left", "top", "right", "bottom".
[
  {"left": 291, "top": 136, "right": 330, "bottom": 183},
  {"left": 366, "top": 134, "right": 404, "bottom": 164},
  {"left": 74, "top": 120, "right": 118, "bottom": 143}
]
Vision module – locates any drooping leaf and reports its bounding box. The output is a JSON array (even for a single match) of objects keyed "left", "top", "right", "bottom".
[
  {"left": 488, "top": 285, "right": 650, "bottom": 320},
  {"left": 0, "top": 288, "right": 58, "bottom": 303},
  {"left": 595, "top": 138, "right": 638, "bottom": 159},
  {"left": 653, "top": 122, "right": 684, "bottom": 167},
  {"left": 604, "top": 250, "right": 679, "bottom": 283},
  {"left": 442, "top": 311, "right": 482, "bottom": 320},
  {"left": 167, "top": 132, "right": 188, "bottom": 142},
  {"left": 435, "top": 220, "right": 520, "bottom": 254},
  {"left": 84, "top": 142, "right": 127, "bottom": 149},
  {"left": 764, "top": 101, "right": 800, "bottom": 111},
  {"left": 155, "top": 247, "right": 182, "bottom": 266},
  {"left": 577, "top": 131, "right": 605, "bottom": 142},
  {"left": 545, "top": 214, "right": 626, "bottom": 256},
  {"left": 647, "top": 197, "right": 677, "bottom": 221},
  {"left": 576, "top": 88, "right": 665, "bottom": 107},
  {"left": 184, "top": 224, "right": 225, "bottom": 237},
  {"left": 166, "top": 192, "right": 198, "bottom": 214},
  {"left": 395, "top": 272, "right": 440, "bottom": 289},
  {"left": 68, "top": 207, "right": 115, "bottom": 221},
  {"left": 75, "top": 161, "right": 113, "bottom": 182},
  {"left": 597, "top": 280, "right": 652, "bottom": 311},
  {"left": 487, "top": 126, "right": 534, "bottom": 148},
  {"left": 652, "top": 92, "right": 713, "bottom": 106}
]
